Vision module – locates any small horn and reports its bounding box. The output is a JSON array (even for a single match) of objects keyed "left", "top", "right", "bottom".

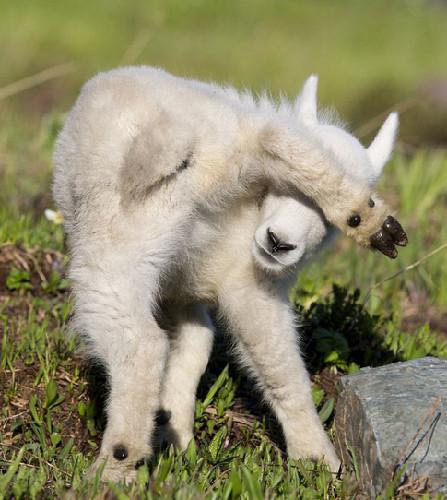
[{"left": 294, "top": 75, "right": 318, "bottom": 125}]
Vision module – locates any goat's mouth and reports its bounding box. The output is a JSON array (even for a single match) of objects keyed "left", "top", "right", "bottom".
[
  {"left": 258, "top": 244, "right": 281, "bottom": 262},
  {"left": 267, "top": 228, "right": 297, "bottom": 254},
  {"left": 253, "top": 241, "right": 286, "bottom": 266}
]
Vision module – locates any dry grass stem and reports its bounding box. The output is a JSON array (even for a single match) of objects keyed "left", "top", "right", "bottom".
[
  {"left": 0, "top": 63, "right": 76, "bottom": 101},
  {"left": 364, "top": 242, "right": 447, "bottom": 303}
]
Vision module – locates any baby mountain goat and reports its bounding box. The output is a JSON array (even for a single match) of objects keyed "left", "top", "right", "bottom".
[
  {"left": 53, "top": 66, "right": 407, "bottom": 482},
  {"left": 157, "top": 76, "right": 398, "bottom": 475}
]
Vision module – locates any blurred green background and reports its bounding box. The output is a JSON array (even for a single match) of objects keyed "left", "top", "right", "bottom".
[
  {"left": 1, "top": 0, "right": 447, "bottom": 143},
  {"left": 1, "top": 2, "right": 447, "bottom": 496}
]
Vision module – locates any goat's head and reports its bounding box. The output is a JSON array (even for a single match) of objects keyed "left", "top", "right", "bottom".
[{"left": 253, "top": 75, "right": 399, "bottom": 274}]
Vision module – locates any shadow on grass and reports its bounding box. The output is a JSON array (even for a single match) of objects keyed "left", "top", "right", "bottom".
[
  {"left": 195, "top": 284, "right": 402, "bottom": 452},
  {"left": 297, "top": 284, "right": 402, "bottom": 373}
]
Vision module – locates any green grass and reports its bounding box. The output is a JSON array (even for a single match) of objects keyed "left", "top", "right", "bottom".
[
  {"left": 1, "top": 143, "right": 447, "bottom": 497},
  {"left": 1, "top": 1, "right": 447, "bottom": 498}
]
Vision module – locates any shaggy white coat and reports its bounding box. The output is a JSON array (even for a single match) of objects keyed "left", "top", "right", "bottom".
[
  {"left": 53, "top": 66, "right": 397, "bottom": 482},
  {"left": 157, "top": 77, "right": 398, "bottom": 476}
]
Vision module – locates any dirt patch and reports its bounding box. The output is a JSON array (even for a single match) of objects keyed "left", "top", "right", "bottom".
[
  {"left": 0, "top": 244, "right": 66, "bottom": 297},
  {"left": 0, "top": 243, "right": 100, "bottom": 464},
  {"left": 0, "top": 363, "right": 100, "bottom": 462}
]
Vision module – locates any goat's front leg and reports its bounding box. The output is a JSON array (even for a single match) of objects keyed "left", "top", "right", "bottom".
[
  {"left": 71, "top": 246, "right": 169, "bottom": 483},
  {"left": 218, "top": 270, "right": 340, "bottom": 472},
  {"left": 157, "top": 303, "right": 214, "bottom": 451},
  {"left": 252, "top": 124, "right": 407, "bottom": 256}
]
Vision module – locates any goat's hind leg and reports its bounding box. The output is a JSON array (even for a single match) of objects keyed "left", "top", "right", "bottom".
[
  {"left": 71, "top": 244, "right": 169, "bottom": 483},
  {"left": 157, "top": 303, "right": 214, "bottom": 450}
]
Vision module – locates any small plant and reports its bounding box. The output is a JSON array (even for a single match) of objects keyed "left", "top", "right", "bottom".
[
  {"left": 6, "top": 267, "right": 32, "bottom": 291},
  {"left": 296, "top": 284, "right": 395, "bottom": 373},
  {"left": 40, "top": 270, "right": 70, "bottom": 294}
]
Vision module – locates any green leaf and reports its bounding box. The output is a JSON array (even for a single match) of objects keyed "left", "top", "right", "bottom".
[
  {"left": 29, "top": 394, "right": 42, "bottom": 424},
  {"left": 318, "top": 398, "right": 335, "bottom": 424},
  {"left": 136, "top": 463, "right": 150, "bottom": 493},
  {"left": 202, "top": 365, "right": 229, "bottom": 409},
  {"left": 185, "top": 439, "right": 197, "bottom": 466},
  {"left": 86, "top": 418, "right": 97, "bottom": 436},
  {"left": 6, "top": 267, "right": 32, "bottom": 291},
  {"left": 44, "top": 379, "right": 58, "bottom": 409},
  {"left": 40, "top": 270, "right": 70, "bottom": 294},
  {"left": 315, "top": 328, "right": 349, "bottom": 360},
  {"left": 312, "top": 386, "right": 325, "bottom": 407},
  {"left": 87, "top": 439, "right": 98, "bottom": 449},
  {"left": 229, "top": 469, "right": 242, "bottom": 498},
  {"left": 102, "top": 483, "right": 130, "bottom": 500},
  {"left": 0, "top": 447, "right": 25, "bottom": 492},
  {"left": 77, "top": 401, "right": 86, "bottom": 417},
  {"left": 59, "top": 437, "right": 74, "bottom": 461},
  {"left": 241, "top": 466, "right": 264, "bottom": 499},
  {"left": 207, "top": 419, "right": 215, "bottom": 435},
  {"left": 347, "top": 362, "right": 360, "bottom": 374},
  {"left": 208, "top": 425, "right": 227, "bottom": 462},
  {"left": 157, "top": 449, "right": 174, "bottom": 483},
  {"left": 48, "top": 393, "right": 65, "bottom": 410},
  {"left": 50, "top": 432, "right": 62, "bottom": 447},
  {"left": 324, "top": 350, "right": 340, "bottom": 363}
]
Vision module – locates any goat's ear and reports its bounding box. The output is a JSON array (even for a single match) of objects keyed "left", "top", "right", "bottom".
[
  {"left": 294, "top": 75, "right": 318, "bottom": 126},
  {"left": 367, "top": 112, "right": 399, "bottom": 177}
]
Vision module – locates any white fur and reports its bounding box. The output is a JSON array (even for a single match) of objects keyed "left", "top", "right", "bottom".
[
  {"left": 156, "top": 80, "right": 397, "bottom": 476},
  {"left": 53, "top": 66, "right": 397, "bottom": 482},
  {"left": 253, "top": 76, "right": 398, "bottom": 273}
]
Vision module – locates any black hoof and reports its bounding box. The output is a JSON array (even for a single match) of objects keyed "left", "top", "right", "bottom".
[
  {"left": 370, "top": 215, "right": 408, "bottom": 258},
  {"left": 155, "top": 409, "right": 172, "bottom": 426},
  {"left": 135, "top": 457, "right": 147, "bottom": 469},
  {"left": 370, "top": 230, "right": 398, "bottom": 259},
  {"left": 382, "top": 216, "right": 408, "bottom": 246},
  {"left": 113, "top": 445, "right": 128, "bottom": 461}
]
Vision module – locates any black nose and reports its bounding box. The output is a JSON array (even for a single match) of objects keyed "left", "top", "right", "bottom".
[{"left": 267, "top": 228, "right": 297, "bottom": 254}]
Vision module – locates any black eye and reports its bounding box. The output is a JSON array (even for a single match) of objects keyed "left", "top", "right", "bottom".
[{"left": 347, "top": 214, "right": 361, "bottom": 227}]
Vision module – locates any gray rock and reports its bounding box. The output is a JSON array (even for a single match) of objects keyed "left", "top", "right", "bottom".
[{"left": 335, "top": 357, "right": 447, "bottom": 496}]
